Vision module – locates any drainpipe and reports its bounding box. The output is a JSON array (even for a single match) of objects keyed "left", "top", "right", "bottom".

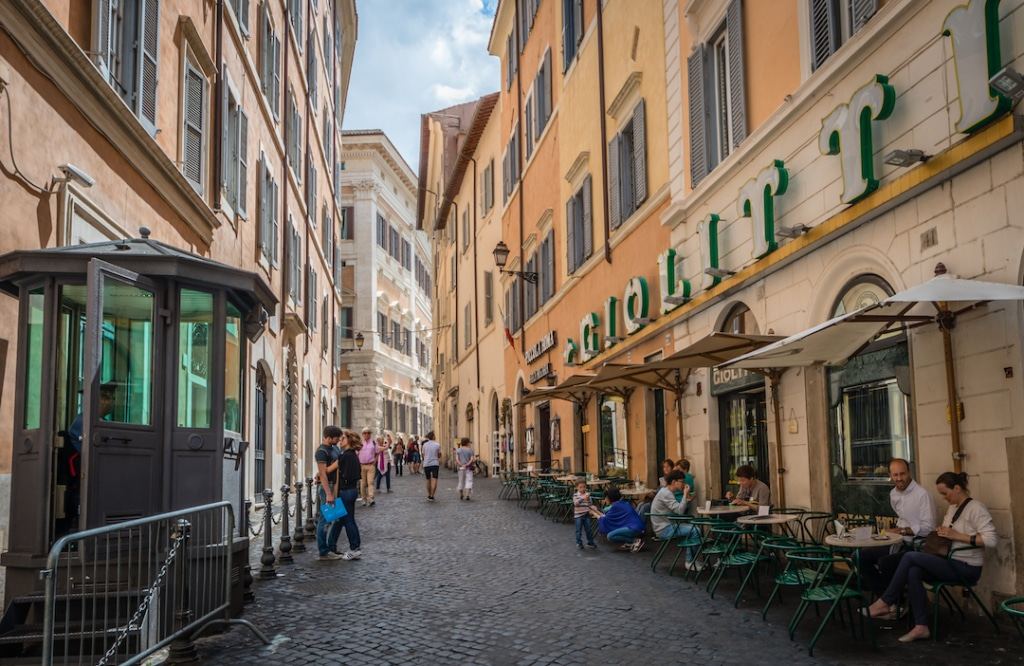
[
  {"left": 302, "top": 0, "right": 312, "bottom": 360},
  {"left": 596, "top": 0, "right": 611, "bottom": 264},
  {"left": 213, "top": 0, "right": 224, "bottom": 212},
  {"left": 513, "top": 0, "right": 526, "bottom": 349},
  {"left": 469, "top": 156, "right": 481, "bottom": 392}
]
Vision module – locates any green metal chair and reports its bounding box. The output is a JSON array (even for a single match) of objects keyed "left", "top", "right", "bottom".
[
  {"left": 924, "top": 545, "right": 999, "bottom": 640},
  {"left": 689, "top": 522, "right": 742, "bottom": 584},
  {"left": 786, "top": 549, "right": 873, "bottom": 657},
  {"left": 759, "top": 537, "right": 818, "bottom": 619},
  {"left": 647, "top": 514, "right": 694, "bottom": 572},
  {"left": 706, "top": 528, "right": 769, "bottom": 601},
  {"left": 798, "top": 511, "right": 834, "bottom": 545},
  {"left": 999, "top": 596, "right": 1024, "bottom": 640}
]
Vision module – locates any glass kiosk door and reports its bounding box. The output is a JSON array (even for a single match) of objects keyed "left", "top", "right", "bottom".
[{"left": 82, "top": 259, "right": 164, "bottom": 529}]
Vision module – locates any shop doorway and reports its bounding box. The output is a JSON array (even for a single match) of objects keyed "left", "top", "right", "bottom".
[
  {"left": 653, "top": 389, "right": 666, "bottom": 466},
  {"left": 538, "top": 403, "right": 552, "bottom": 470},
  {"left": 717, "top": 389, "right": 768, "bottom": 496},
  {"left": 253, "top": 367, "right": 268, "bottom": 500}
]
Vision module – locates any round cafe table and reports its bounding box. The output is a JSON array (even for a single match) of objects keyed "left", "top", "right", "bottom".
[
  {"left": 738, "top": 512, "right": 802, "bottom": 537},
  {"left": 586, "top": 479, "right": 611, "bottom": 487},
  {"left": 696, "top": 505, "right": 751, "bottom": 517},
  {"left": 825, "top": 532, "right": 903, "bottom": 592},
  {"left": 556, "top": 476, "right": 582, "bottom": 483},
  {"left": 619, "top": 487, "right": 650, "bottom": 499}
]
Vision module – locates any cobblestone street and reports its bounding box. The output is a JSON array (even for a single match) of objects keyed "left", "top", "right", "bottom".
[{"left": 195, "top": 472, "right": 1023, "bottom": 665}]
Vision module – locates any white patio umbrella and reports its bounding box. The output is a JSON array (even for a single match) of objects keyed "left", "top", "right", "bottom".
[{"left": 725, "top": 264, "right": 1024, "bottom": 472}]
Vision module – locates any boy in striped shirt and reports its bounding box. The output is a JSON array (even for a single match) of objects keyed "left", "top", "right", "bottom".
[{"left": 573, "top": 481, "right": 598, "bottom": 549}]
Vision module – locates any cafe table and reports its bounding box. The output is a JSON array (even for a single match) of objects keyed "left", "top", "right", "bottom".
[
  {"left": 619, "top": 487, "right": 650, "bottom": 500},
  {"left": 737, "top": 512, "right": 803, "bottom": 537},
  {"left": 586, "top": 479, "right": 611, "bottom": 487},
  {"left": 696, "top": 505, "right": 751, "bottom": 517},
  {"left": 824, "top": 532, "right": 902, "bottom": 592},
  {"left": 556, "top": 475, "right": 582, "bottom": 483}
]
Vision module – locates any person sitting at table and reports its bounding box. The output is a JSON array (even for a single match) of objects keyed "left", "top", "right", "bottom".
[
  {"left": 678, "top": 459, "right": 697, "bottom": 504},
  {"left": 864, "top": 471, "right": 997, "bottom": 643},
  {"left": 860, "top": 458, "right": 936, "bottom": 596},
  {"left": 658, "top": 459, "right": 674, "bottom": 487},
  {"left": 636, "top": 490, "right": 657, "bottom": 535},
  {"left": 596, "top": 487, "right": 645, "bottom": 553},
  {"left": 726, "top": 465, "right": 770, "bottom": 507},
  {"left": 651, "top": 471, "right": 700, "bottom": 568}
]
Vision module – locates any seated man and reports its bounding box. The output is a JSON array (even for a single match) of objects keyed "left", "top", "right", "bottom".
[
  {"left": 726, "top": 464, "right": 771, "bottom": 507},
  {"left": 651, "top": 470, "right": 700, "bottom": 569},
  {"left": 596, "top": 487, "right": 645, "bottom": 552},
  {"left": 859, "top": 458, "right": 935, "bottom": 596}
]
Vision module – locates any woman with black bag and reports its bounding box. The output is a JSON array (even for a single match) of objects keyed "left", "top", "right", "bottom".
[{"left": 863, "top": 471, "right": 997, "bottom": 642}]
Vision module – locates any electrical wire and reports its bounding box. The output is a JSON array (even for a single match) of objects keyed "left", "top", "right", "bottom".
[{"left": 0, "top": 83, "right": 49, "bottom": 195}]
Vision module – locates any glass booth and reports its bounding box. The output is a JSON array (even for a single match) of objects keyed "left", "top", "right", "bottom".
[{"left": 0, "top": 233, "right": 274, "bottom": 605}]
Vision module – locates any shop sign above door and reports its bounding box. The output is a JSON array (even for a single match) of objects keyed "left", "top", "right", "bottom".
[
  {"left": 525, "top": 331, "right": 557, "bottom": 364},
  {"left": 710, "top": 366, "right": 764, "bottom": 397}
]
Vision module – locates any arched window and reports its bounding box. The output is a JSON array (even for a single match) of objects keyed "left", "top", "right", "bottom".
[
  {"left": 828, "top": 275, "right": 912, "bottom": 508},
  {"left": 721, "top": 303, "right": 759, "bottom": 335}
]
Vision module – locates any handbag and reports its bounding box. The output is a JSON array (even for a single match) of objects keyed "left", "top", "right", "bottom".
[
  {"left": 921, "top": 497, "right": 972, "bottom": 557},
  {"left": 320, "top": 498, "right": 348, "bottom": 523}
]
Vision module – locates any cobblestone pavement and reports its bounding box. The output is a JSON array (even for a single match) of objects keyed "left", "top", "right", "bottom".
[{"left": 195, "top": 471, "right": 1023, "bottom": 665}]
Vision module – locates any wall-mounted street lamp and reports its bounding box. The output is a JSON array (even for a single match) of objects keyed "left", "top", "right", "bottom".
[
  {"left": 341, "top": 331, "right": 364, "bottom": 353},
  {"left": 492, "top": 241, "right": 538, "bottom": 284},
  {"left": 883, "top": 149, "right": 929, "bottom": 167}
]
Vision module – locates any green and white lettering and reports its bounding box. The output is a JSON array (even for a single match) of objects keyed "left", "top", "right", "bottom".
[
  {"left": 738, "top": 160, "right": 789, "bottom": 258},
  {"left": 698, "top": 213, "right": 722, "bottom": 290},
  {"left": 563, "top": 338, "right": 579, "bottom": 366},
  {"left": 658, "top": 248, "right": 691, "bottom": 313},
  {"left": 623, "top": 277, "right": 650, "bottom": 335},
  {"left": 580, "top": 312, "right": 600, "bottom": 361},
  {"left": 819, "top": 74, "right": 896, "bottom": 204},
  {"left": 943, "top": 0, "right": 1011, "bottom": 133},
  {"left": 604, "top": 296, "right": 621, "bottom": 346}
]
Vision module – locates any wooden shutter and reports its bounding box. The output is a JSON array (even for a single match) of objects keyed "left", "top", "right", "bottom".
[
  {"left": 221, "top": 86, "right": 232, "bottom": 195},
  {"left": 525, "top": 98, "right": 534, "bottom": 158},
  {"left": 565, "top": 195, "right": 576, "bottom": 273},
  {"left": 582, "top": 174, "right": 593, "bottom": 262},
  {"left": 238, "top": 0, "right": 250, "bottom": 34},
  {"left": 271, "top": 177, "right": 280, "bottom": 264},
  {"left": 809, "top": 0, "right": 839, "bottom": 71},
  {"left": 308, "top": 39, "right": 318, "bottom": 105},
  {"left": 607, "top": 134, "right": 620, "bottom": 230},
  {"left": 542, "top": 50, "right": 552, "bottom": 125},
  {"left": 272, "top": 35, "right": 282, "bottom": 114},
  {"left": 259, "top": 7, "right": 269, "bottom": 95},
  {"left": 258, "top": 156, "right": 268, "bottom": 256},
  {"left": 851, "top": 0, "right": 877, "bottom": 33},
  {"left": 238, "top": 110, "right": 249, "bottom": 216},
  {"left": 632, "top": 99, "right": 647, "bottom": 206},
  {"left": 687, "top": 46, "right": 708, "bottom": 188},
  {"left": 544, "top": 232, "right": 554, "bottom": 302},
  {"left": 93, "top": 0, "right": 113, "bottom": 76},
  {"left": 561, "top": 0, "right": 571, "bottom": 72},
  {"left": 183, "top": 61, "right": 205, "bottom": 193},
  {"left": 137, "top": 0, "right": 160, "bottom": 132},
  {"left": 573, "top": 0, "right": 583, "bottom": 47},
  {"left": 726, "top": 0, "right": 747, "bottom": 148}
]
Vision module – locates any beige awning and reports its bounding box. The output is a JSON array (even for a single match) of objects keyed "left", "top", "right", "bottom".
[{"left": 516, "top": 371, "right": 596, "bottom": 405}]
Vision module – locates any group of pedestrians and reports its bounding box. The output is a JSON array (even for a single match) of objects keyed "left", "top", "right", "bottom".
[{"left": 313, "top": 425, "right": 435, "bottom": 562}]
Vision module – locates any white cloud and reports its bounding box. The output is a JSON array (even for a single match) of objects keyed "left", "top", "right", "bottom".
[{"left": 342, "top": 0, "right": 500, "bottom": 173}]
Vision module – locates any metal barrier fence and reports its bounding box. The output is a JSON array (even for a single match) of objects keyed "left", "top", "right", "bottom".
[{"left": 41, "top": 501, "right": 266, "bottom": 665}]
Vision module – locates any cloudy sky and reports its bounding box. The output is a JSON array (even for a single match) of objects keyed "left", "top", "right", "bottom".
[{"left": 342, "top": 0, "right": 501, "bottom": 172}]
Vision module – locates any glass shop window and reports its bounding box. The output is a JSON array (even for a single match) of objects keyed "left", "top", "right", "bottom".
[{"left": 177, "top": 289, "right": 213, "bottom": 428}]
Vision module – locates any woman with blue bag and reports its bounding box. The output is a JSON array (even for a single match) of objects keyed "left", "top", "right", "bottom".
[{"left": 316, "top": 427, "right": 362, "bottom": 561}]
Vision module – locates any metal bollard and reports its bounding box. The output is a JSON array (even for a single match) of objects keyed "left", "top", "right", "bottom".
[
  {"left": 258, "top": 488, "right": 278, "bottom": 579},
  {"left": 292, "top": 481, "right": 306, "bottom": 552},
  {"left": 166, "top": 519, "right": 198, "bottom": 662},
  {"left": 305, "top": 477, "right": 316, "bottom": 538},
  {"left": 278, "top": 484, "right": 293, "bottom": 564},
  {"left": 242, "top": 499, "right": 255, "bottom": 602}
]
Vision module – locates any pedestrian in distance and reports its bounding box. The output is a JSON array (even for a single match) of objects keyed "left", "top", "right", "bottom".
[
  {"left": 393, "top": 437, "right": 406, "bottom": 477},
  {"left": 455, "top": 437, "right": 476, "bottom": 500},
  {"left": 421, "top": 431, "right": 442, "bottom": 501},
  {"left": 375, "top": 436, "right": 392, "bottom": 493},
  {"left": 357, "top": 427, "right": 378, "bottom": 506},
  {"left": 407, "top": 437, "right": 422, "bottom": 475},
  {"left": 573, "top": 480, "right": 598, "bottom": 549}
]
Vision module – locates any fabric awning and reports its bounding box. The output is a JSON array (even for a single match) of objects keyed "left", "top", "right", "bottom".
[
  {"left": 515, "top": 372, "right": 596, "bottom": 405},
  {"left": 725, "top": 273, "right": 1024, "bottom": 370}
]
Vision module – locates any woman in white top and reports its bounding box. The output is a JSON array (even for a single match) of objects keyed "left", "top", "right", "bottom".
[{"left": 864, "top": 471, "right": 997, "bottom": 642}]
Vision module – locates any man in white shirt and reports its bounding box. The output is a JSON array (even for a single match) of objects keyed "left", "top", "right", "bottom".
[{"left": 860, "top": 458, "right": 936, "bottom": 594}]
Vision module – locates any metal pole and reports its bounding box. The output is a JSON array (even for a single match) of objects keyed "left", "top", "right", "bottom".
[
  {"left": 291, "top": 481, "right": 306, "bottom": 552},
  {"left": 166, "top": 519, "right": 197, "bottom": 663},
  {"left": 242, "top": 500, "right": 255, "bottom": 602},
  {"left": 769, "top": 371, "right": 787, "bottom": 508},
  {"left": 305, "top": 477, "right": 316, "bottom": 538},
  {"left": 278, "top": 485, "right": 293, "bottom": 564},
  {"left": 939, "top": 310, "right": 964, "bottom": 473},
  {"left": 258, "top": 489, "right": 277, "bottom": 579}
]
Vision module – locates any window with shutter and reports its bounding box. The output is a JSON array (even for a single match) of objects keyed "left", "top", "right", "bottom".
[
  {"left": 484, "top": 271, "right": 493, "bottom": 325},
  {"left": 525, "top": 97, "right": 534, "bottom": 159},
  {"left": 810, "top": 0, "right": 875, "bottom": 71},
  {"left": 289, "top": 0, "right": 303, "bottom": 49},
  {"left": 565, "top": 195, "right": 576, "bottom": 273},
  {"left": 137, "top": 0, "right": 160, "bottom": 133},
  {"left": 238, "top": 109, "right": 249, "bottom": 216},
  {"left": 322, "top": 205, "right": 331, "bottom": 255},
  {"left": 542, "top": 232, "right": 554, "bottom": 304},
  {"left": 462, "top": 210, "right": 469, "bottom": 253},
  {"left": 322, "top": 299, "right": 329, "bottom": 353},
  {"left": 342, "top": 307, "right": 353, "bottom": 338},
  {"left": 307, "top": 36, "right": 318, "bottom": 106},
  {"left": 607, "top": 134, "right": 620, "bottom": 230},
  {"left": 687, "top": 46, "right": 708, "bottom": 188},
  {"left": 726, "top": 0, "right": 747, "bottom": 148},
  {"left": 231, "top": 0, "right": 250, "bottom": 35},
  {"left": 258, "top": 155, "right": 269, "bottom": 260},
  {"left": 271, "top": 170, "right": 280, "bottom": 264},
  {"left": 182, "top": 57, "right": 206, "bottom": 195},
  {"left": 581, "top": 174, "right": 593, "bottom": 261},
  {"left": 465, "top": 303, "right": 472, "bottom": 349},
  {"left": 632, "top": 99, "right": 647, "bottom": 207}
]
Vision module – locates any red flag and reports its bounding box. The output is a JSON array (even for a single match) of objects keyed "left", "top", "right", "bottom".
[{"left": 504, "top": 326, "right": 515, "bottom": 349}]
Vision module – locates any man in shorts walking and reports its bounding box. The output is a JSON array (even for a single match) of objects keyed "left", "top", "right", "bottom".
[{"left": 421, "top": 431, "right": 442, "bottom": 501}]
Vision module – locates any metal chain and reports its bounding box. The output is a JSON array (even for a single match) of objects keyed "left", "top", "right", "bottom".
[
  {"left": 248, "top": 517, "right": 265, "bottom": 536},
  {"left": 270, "top": 511, "right": 282, "bottom": 526},
  {"left": 96, "top": 528, "right": 187, "bottom": 666}
]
